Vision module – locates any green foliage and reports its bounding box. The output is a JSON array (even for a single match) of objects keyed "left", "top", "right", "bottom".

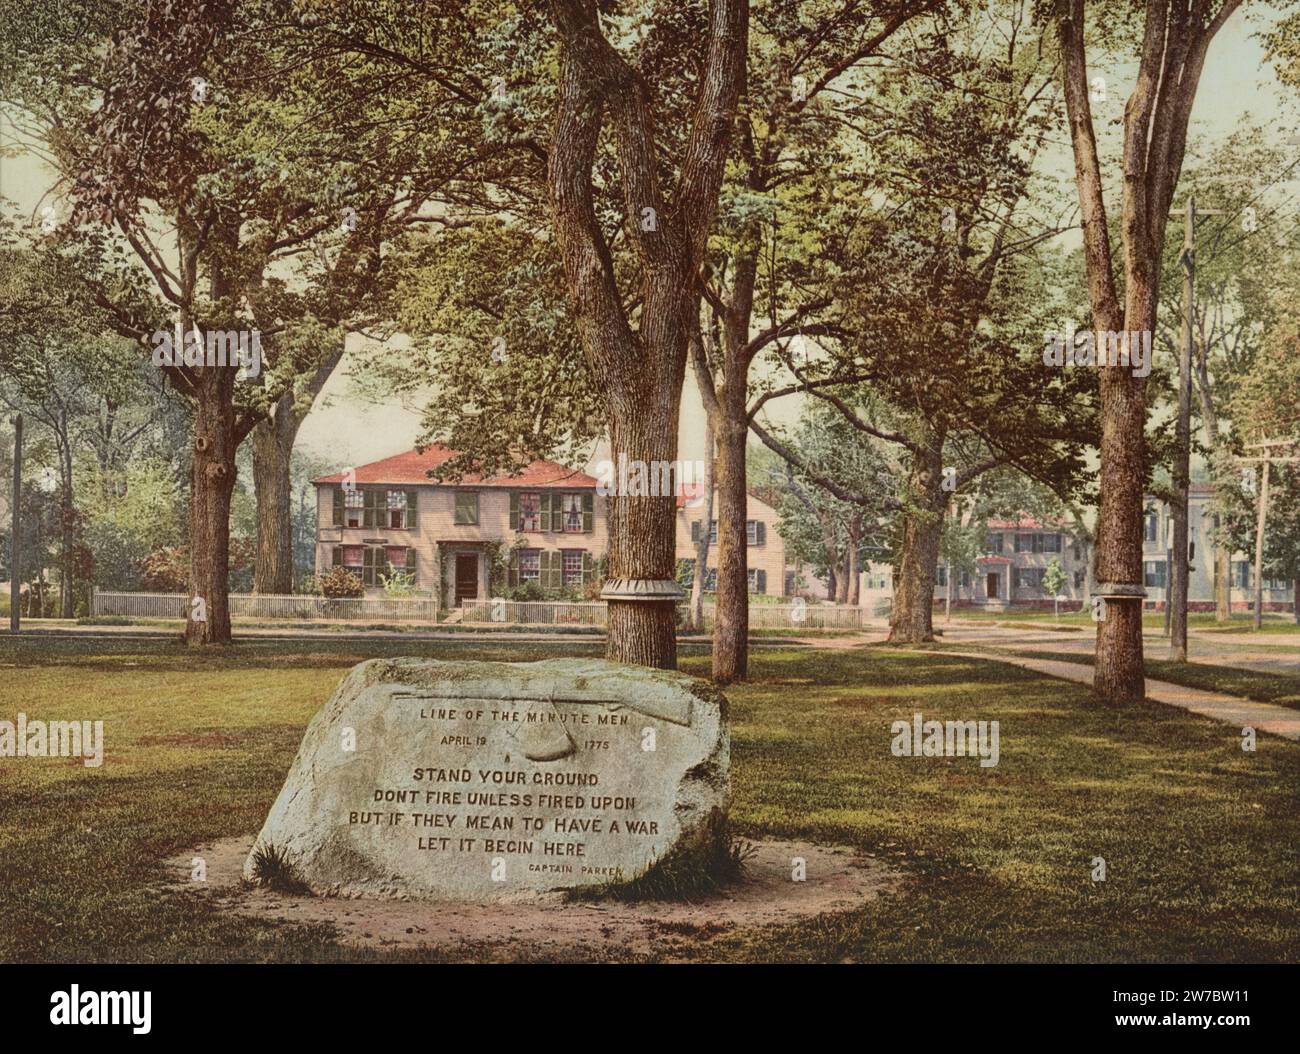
[
  {"left": 318, "top": 566, "right": 363, "bottom": 600},
  {"left": 378, "top": 568, "right": 416, "bottom": 598},
  {"left": 1042, "top": 558, "right": 1068, "bottom": 598}
]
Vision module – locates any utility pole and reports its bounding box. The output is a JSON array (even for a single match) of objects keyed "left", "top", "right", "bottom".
[
  {"left": 9, "top": 415, "right": 20, "bottom": 634},
  {"left": 1170, "top": 197, "right": 1223, "bottom": 661},
  {"left": 1237, "top": 439, "right": 1300, "bottom": 631}
]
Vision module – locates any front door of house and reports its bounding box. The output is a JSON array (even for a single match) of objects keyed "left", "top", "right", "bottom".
[
  {"left": 986, "top": 572, "right": 1000, "bottom": 601},
  {"left": 455, "top": 553, "right": 479, "bottom": 604}
]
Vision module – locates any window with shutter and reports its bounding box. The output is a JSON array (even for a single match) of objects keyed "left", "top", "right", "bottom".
[
  {"left": 539, "top": 492, "right": 552, "bottom": 533},
  {"left": 405, "top": 491, "right": 418, "bottom": 530},
  {"left": 562, "top": 550, "right": 583, "bottom": 586},
  {"left": 386, "top": 491, "right": 407, "bottom": 529},
  {"left": 519, "top": 549, "right": 540, "bottom": 582},
  {"left": 582, "top": 492, "right": 593, "bottom": 532},
  {"left": 561, "top": 493, "right": 583, "bottom": 532},
  {"left": 582, "top": 551, "right": 594, "bottom": 585},
  {"left": 454, "top": 491, "right": 479, "bottom": 525},
  {"left": 518, "top": 492, "right": 541, "bottom": 532},
  {"left": 344, "top": 485, "right": 364, "bottom": 527}
]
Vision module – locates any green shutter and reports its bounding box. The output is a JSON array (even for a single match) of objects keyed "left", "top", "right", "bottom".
[
  {"left": 582, "top": 492, "right": 593, "bottom": 532},
  {"left": 691, "top": 521, "right": 700, "bottom": 542},
  {"left": 363, "top": 546, "right": 377, "bottom": 586},
  {"left": 509, "top": 491, "right": 519, "bottom": 530},
  {"left": 755, "top": 521, "right": 766, "bottom": 546},
  {"left": 332, "top": 546, "right": 343, "bottom": 567},
  {"left": 362, "top": 489, "right": 376, "bottom": 529},
  {"left": 756, "top": 569, "right": 767, "bottom": 594},
  {"left": 508, "top": 549, "right": 520, "bottom": 588},
  {"left": 405, "top": 547, "right": 417, "bottom": 583},
  {"left": 545, "top": 551, "right": 562, "bottom": 591},
  {"left": 405, "top": 491, "right": 418, "bottom": 529},
  {"left": 332, "top": 488, "right": 343, "bottom": 526},
  {"left": 540, "top": 492, "right": 552, "bottom": 533}
]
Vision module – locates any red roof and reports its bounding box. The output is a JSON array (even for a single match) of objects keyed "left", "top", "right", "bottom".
[{"left": 314, "top": 444, "right": 597, "bottom": 489}]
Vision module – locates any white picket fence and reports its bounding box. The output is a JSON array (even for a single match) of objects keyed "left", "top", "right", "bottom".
[
  {"left": 91, "top": 591, "right": 440, "bottom": 622},
  {"left": 460, "top": 600, "right": 877, "bottom": 629},
  {"left": 459, "top": 600, "right": 609, "bottom": 626},
  {"left": 91, "top": 591, "right": 880, "bottom": 629}
]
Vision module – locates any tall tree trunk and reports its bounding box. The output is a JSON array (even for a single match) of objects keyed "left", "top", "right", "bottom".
[
  {"left": 186, "top": 358, "right": 238, "bottom": 645},
  {"left": 848, "top": 515, "right": 862, "bottom": 606},
  {"left": 58, "top": 419, "right": 75, "bottom": 618},
  {"left": 835, "top": 549, "right": 850, "bottom": 603},
  {"left": 252, "top": 390, "right": 300, "bottom": 594},
  {"left": 604, "top": 401, "right": 681, "bottom": 668},
  {"left": 546, "top": 0, "right": 747, "bottom": 671},
  {"left": 1057, "top": 0, "right": 1239, "bottom": 702},
  {"left": 888, "top": 436, "right": 945, "bottom": 643},
  {"left": 1092, "top": 334, "right": 1149, "bottom": 702},
  {"left": 712, "top": 396, "right": 748, "bottom": 682},
  {"left": 690, "top": 416, "right": 715, "bottom": 631}
]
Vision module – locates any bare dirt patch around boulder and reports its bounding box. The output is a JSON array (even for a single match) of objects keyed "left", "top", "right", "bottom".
[{"left": 166, "top": 836, "right": 898, "bottom": 960}]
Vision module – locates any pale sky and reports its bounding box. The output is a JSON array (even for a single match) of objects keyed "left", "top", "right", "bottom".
[{"left": 2, "top": 7, "right": 1294, "bottom": 477}]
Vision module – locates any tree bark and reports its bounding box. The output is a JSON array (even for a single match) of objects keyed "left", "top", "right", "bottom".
[
  {"left": 888, "top": 436, "right": 945, "bottom": 643},
  {"left": 604, "top": 401, "right": 681, "bottom": 668},
  {"left": 1055, "top": 0, "right": 1241, "bottom": 701},
  {"left": 546, "top": 0, "right": 747, "bottom": 670},
  {"left": 848, "top": 515, "right": 862, "bottom": 606},
  {"left": 186, "top": 364, "right": 238, "bottom": 645},
  {"left": 58, "top": 412, "right": 75, "bottom": 618},
  {"left": 712, "top": 397, "right": 749, "bottom": 682},
  {"left": 252, "top": 390, "right": 300, "bottom": 595}
]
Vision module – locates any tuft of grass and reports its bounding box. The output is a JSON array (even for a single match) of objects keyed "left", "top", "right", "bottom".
[
  {"left": 569, "top": 835, "right": 756, "bottom": 903},
  {"left": 247, "top": 843, "right": 313, "bottom": 896}
]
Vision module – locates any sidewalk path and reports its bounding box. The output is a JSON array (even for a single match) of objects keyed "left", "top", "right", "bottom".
[{"left": 941, "top": 648, "right": 1300, "bottom": 742}]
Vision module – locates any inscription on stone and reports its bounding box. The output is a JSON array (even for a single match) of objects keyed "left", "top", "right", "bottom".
[{"left": 244, "top": 658, "right": 729, "bottom": 900}]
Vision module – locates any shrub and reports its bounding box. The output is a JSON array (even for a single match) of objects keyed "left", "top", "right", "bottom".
[
  {"left": 138, "top": 546, "right": 188, "bottom": 592},
  {"left": 379, "top": 568, "right": 416, "bottom": 597},
  {"left": 318, "top": 566, "right": 364, "bottom": 599}
]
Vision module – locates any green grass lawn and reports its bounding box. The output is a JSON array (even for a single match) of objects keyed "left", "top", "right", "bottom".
[
  {"left": 960, "top": 644, "right": 1300, "bottom": 711},
  {"left": 0, "top": 635, "right": 1297, "bottom": 962},
  {"left": 950, "top": 607, "right": 1300, "bottom": 633}
]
